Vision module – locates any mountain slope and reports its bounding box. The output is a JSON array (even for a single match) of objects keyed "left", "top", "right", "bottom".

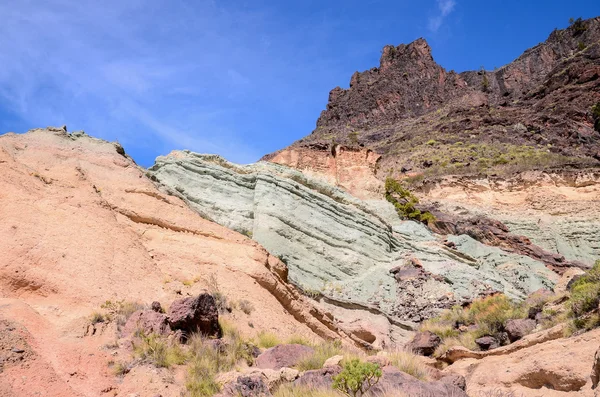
[{"left": 265, "top": 17, "right": 600, "bottom": 180}]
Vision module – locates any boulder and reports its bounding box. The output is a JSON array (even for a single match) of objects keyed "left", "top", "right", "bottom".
[
  {"left": 505, "top": 318, "right": 536, "bottom": 342},
  {"left": 365, "top": 355, "right": 391, "bottom": 368},
  {"left": 121, "top": 309, "right": 171, "bottom": 337},
  {"left": 294, "top": 366, "right": 342, "bottom": 389},
  {"left": 439, "top": 373, "right": 467, "bottom": 391},
  {"left": 475, "top": 336, "right": 499, "bottom": 351},
  {"left": 372, "top": 367, "right": 468, "bottom": 397},
  {"left": 407, "top": 331, "right": 441, "bottom": 356},
  {"left": 151, "top": 301, "right": 163, "bottom": 313},
  {"left": 255, "top": 344, "right": 314, "bottom": 370},
  {"left": 167, "top": 293, "right": 221, "bottom": 338},
  {"left": 253, "top": 368, "right": 299, "bottom": 389},
  {"left": 322, "top": 355, "right": 344, "bottom": 368},
  {"left": 217, "top": 375, "right": 271, "bottom": 397}
]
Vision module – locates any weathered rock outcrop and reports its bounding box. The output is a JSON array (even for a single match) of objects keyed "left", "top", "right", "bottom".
[
  {"left": 447, "top": 326, "right": 600, "bottom": 396},
  {"left": 421, "top": 170, "right": 600, "bottom": 266},
  {"left": 149, "top": 151, "right": 559, "bottom": 332},
  {"left": 0, "top": 128, "right": 351, "bottom": 396},
  {"left": 255, "top": 344, "right": 314, "bottom": 370},
  {"left": 167, "top": 293, "right": 221, "bottom": 338}
]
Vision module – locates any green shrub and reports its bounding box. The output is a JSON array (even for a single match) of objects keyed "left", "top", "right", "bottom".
[
  {"left": 332, "top": 359, "right": 382, "bottom": 397},
  {"left": 569, "top": 17, "right": 587, "bottom": 35},
  {"left": 295, "top": 341, "right": 343, "bottom": 371},
  {"left": 467, "top": 295, "right": 523, "bottom": 333},
  {"left": 387, "top": 351, "right": 429, "bottom": 380},
  {"left": 238, "top": 299, "right": 254, "bottom": 315},
  {"left": 592, "top": 102, "right": 600, "bottom": 133},
  {"left": 90, "top": 311, "right": 105, "bottom": 325},
  {"left": 133, "top": 333, "right": 187, "bottom": 368},
  {"left": 426, "top": 139, "right": 437, "bottom": 146},
  {"left": 186, "top": 323, "right": 257, "bottom": 397},
  {"left": 578, "top": 41, "right": 586, "bottom": 51},
  {"left": 101, "top": 300, "right": 146, "bottom": 327},
  {"left": 109, "top": 361, "right": 130, "bottom": 376},
  {"left": 286, "top": 335, "right": 313, "bottom": 346},
  {"left": 256, "top": 331, "right": 281, "bottom": 348},
  {"left": 434, "top": 332, "right": 478, "bottom": 357},
  {"left": 570, "top": 260, "right": 600, "bottom": 318},
  {"left": 384, "top": 178, "right": 436, "bottom": 225}
]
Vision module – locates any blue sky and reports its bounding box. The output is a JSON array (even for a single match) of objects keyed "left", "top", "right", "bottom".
[{"left": 0, "top": 1, "right": 598, "bottom": 166}]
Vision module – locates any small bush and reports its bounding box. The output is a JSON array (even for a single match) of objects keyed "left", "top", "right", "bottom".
[
  {"left": 467, "top": 295, "right": 524, "bottom": 333},
  {"left": 569, "top": 17, "right": 587, "bottom": 35},
  {"left": 384, "top": 178, "right": 436, "bottom": 225},
  {"left": 295, "top": 341, "right": 343, "bottom": 371},
  {"left": 110, "top": 361, "right": 130, "bottom": 376},
  {"left": 186, "top": 323, "right": 257, "bottom": 397},
  {"left": 133, "top": 333, "right": 186, "bottom": 368},
  {"left": 570, "top": 260, "right": 600, "bottom": 319},
  {"left": 286, "top": 335, "right": 313, "bottom": 346},
  {"left": 387, "top": 350, "right": 430, "bottom": 380},
  {"left": 238, "top": 300, "right": 254, "bottom": 315},
  {"left": 90, "top": 312, "right": 105, "bottom": 325},
  {"left": 256, "top": 331, "right": 281, "bottom": 349},
  {"left": 333, "top": 359, "right": 382, "bottom": 397},
  {"left": 592, "top": 102, "right": 600, "bottom": 133},
  {"left": 426, "top": 139, "right": 437, "bottom": 146},
  {"left": 434, "top": 333, "right": 478, "bottom": 357},
  {"left": 101, "top": 300, "right": 146, "bottom": 327},
  {"left": 419, "top": 319, "right": 459, "bottom": 339}
]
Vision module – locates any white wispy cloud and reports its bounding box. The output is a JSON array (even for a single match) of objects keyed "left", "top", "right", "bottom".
[
  {"left": 428, "top": 0, "right": 457, "bottom": 33},
  {"left": 0, "top": 0, "right": 334, "bottom": 164}
]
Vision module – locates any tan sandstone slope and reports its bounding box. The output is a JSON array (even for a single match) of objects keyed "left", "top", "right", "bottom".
[{"left": 0, "top": 128, "right": 347, "bottom": 397}]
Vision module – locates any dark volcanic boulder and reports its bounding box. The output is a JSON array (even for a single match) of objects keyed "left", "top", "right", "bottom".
[
  {"left": 475, "top": 336, "right": 500, "bottom": 351},
  {"left": 294, "top": 366, "right": 342, "bottom": 389},
  {"left": 439, "top": 373, "right": 467, "bottom": 391},
  {"left": 407, "top": 331, "right": 441, "bottom": 356},
  {"left": 373, "top": 367, "right": 468, "bottom": 397},
  {"left": 167, "top": 293, "right": 221, "bottom": 338},
  {"left": 505, "top": 318, "right": 536, "bottom": 342},
  {"left": 122, "top": 309, "right": 171, "bottom": 337},
  {"left": 255, "top": 344, "right": 314, "bottom": 370},
  {"left": 218, "top": 375, "right": 271, "bottom": 397}
]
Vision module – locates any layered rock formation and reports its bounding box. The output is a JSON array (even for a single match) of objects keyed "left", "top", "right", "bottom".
[
  {"left": 0, "top": 128, "right": 348, "bottom": 396},
  {"left": 149, "top": 151, "right": 559, "bottom": 336},
  {"left": 421, "top": 170, "right": 600, "bottom": 266}
]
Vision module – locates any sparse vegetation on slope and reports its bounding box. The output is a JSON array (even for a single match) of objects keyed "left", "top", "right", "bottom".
[
  {"left": 333, "top": 359, "right": 382, "bottom": 397},
  {"left": 295, "top": 341, "right": 344, "bottom": 371},
  {"left": 384, "top": 178, "right": 435, "bottom": 224}
]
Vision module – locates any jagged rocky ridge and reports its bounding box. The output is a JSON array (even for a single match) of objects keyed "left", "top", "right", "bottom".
[
  {"left": 265, "top": 17, "right": 600, "bottom": 178},
  {"left": 149, "top": 151, "right": 559, "bottom": 330}
]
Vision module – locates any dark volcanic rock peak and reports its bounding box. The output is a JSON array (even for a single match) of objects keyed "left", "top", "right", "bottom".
[
  {"left": 317, "top": 38, "right": 468, "bottom": 129},
  {"left": 274, "top": 17, "right": 600, "bottom": 178}
]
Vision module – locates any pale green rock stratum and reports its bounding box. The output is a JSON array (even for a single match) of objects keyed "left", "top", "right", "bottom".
[{"left": 148, "top": 151, "right": 558, "bottom": 323}]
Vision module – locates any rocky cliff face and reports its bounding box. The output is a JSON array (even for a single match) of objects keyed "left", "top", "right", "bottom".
[
  {"left": 0, "top": 128, "right": 351, "bottom": 396},
  {"left": 420, "top": 169, "right": 600, "bottom": 266},
  {"left": 149, "top": 151, "right": 561, "bottom": 343},
  {"left": 266, "top": 17, "right": 600, "bottom": 179}
]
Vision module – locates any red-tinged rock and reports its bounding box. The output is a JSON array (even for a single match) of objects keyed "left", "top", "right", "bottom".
[{"left": 167, "top": 293, "right": 221, "bottom": 338}]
